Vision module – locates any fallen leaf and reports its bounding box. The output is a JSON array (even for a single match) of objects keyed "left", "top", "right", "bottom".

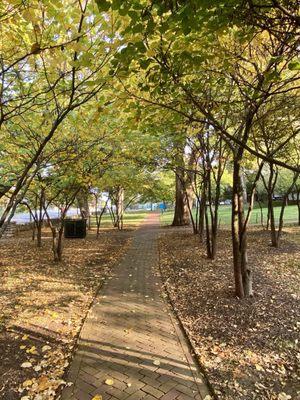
[
  {"left": 42, "top": 345, "right": 51, "bottom": 352},
  {"left": 104, "top": 378, "right": 114, "bottom": 386},
  {"left": 37, "top": 376, "right": 50, "bottom": 391},
  {"left": 21, "top": 362, "right": 32, "bottom": 368},
  {"left": 22, "top": 379, "right": 33, "bottom": 387},
  {"left": 278, "top": 393, "right": 291, "bottom": 400},
  {"left": 26, "top": 346, "right": 38, "bottom": 355}
]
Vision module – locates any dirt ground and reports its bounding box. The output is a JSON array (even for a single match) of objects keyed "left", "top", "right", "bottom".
[
  {"left": 0, "top": 228, "right": 131, "bottom": 400},
  {"left": 159, "top": 226, "right": 300, "bottom": 400}
]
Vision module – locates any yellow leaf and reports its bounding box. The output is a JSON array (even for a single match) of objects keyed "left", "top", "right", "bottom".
[
  {"left": 255, "top": 364, "right": 264, "bottom": 371},
  {"left": 37, "top": 376, "right": 50, "bottom": 391},
  {"left": 42, "top": 345, "right": 51, "bottom": 352},
  {"left": 26, "top": 346, "right": 38, "bottom": 355},
  {"left": 22, "top": 379, "right": 33, "bottom": 387},
  {"left": 21, "top": 362, "right": 32, "bottom": 368},
  {"left": 92, "top": 396, "right": 103, "bottom": 400},
  {"left": 104, "top": 378, "right": 114, "bottom": 386}
]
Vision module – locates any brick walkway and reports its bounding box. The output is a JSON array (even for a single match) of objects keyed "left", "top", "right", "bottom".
[{"left": 61, "top": 214, "right": 211, "bottom": 400}]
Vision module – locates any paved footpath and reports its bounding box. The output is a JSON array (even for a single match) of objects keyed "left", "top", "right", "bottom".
[{"left": 61, "top": 213, "right": 211, "bottom": 400}]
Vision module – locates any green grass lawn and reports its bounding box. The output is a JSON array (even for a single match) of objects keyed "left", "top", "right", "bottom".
[
  {"left": 90, "top": 210, "right": 149, "bottom": 228},
  {"left": 160, "top": 204, "right": 298, "bottom": 226}
]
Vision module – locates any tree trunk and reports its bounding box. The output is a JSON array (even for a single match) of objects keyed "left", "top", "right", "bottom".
[
  {"left": 57, "top": 227, "right": 64, "bottom": 261},
  {"left": 204, "top": 204, "right": 212, "bottom": 258},
  {"left": 239, "top": 189, "right": 252, "bottom": 297},
  {"left": 211, "top": 206, "right": 218, "bottom": 260},
  {"left": 37, "top": 223, "right": 42, "bottom": 247},
  {"left": 95, "top": 197, "right": 109, "bottom": 237},
  {"left": 77, "top": 190, "right": 90, "bottom": 228},
  {"left": 51, "top": 227, "right": 59, "bottom": 262},
  {"left": 263, "top": 163, "right": 278, "bottom": 246},
  {"left": 185, "top": 187, "right": 197, "bottom": 233},
  {"left": 268, "top": 191, "right": 278, "bottom": 247},
  {"left": 198, "top": 185, "right": 205, "bottom": 242},
  {"left": 297, "top": 188, "right": 300, "bottom": 226},
  {"left": 50, "top": 225, "right": 64, "bottom": 262},
  {"left": 231, "top": 159, "right": 252, "bottom": 298},
  {"left": 172, "top": 168, "right": 190, "bottom": 226},
  {"left": 32, "top": 225, "right": 36, "bottom": 241},
  {"left": 36, "top": 189, "right": 45, "bottom": 247},
  {"left": 115, "top": 186, "right": 124, "bottom": 230}
]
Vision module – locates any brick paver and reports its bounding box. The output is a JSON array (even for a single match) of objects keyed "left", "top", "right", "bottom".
[{"left": 61, "top": 214, "right": 211, "bottom": 400}]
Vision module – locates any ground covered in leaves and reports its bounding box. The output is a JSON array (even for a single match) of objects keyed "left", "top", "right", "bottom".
[
  {"left": 159, "top": 226, "right": 300, "bottom": 400},
  {"left": 0, "top": 228, "right": 131, "bottom": 400}
]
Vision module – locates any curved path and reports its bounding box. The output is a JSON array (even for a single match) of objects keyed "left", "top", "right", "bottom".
[{"left": 61, "top": 213, "right": 211, "bottom": 400}]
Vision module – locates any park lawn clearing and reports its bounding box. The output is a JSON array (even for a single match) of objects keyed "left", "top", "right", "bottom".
[
  {"left": 159, "top": 226, "right": 300, "bottom": 400},
  {"left": 90, "top": 210, "right": 149, "bottom": 229},
  {"left": 160, "top": 205, "right": 298, "bottom": 227},
  {"left": 0, "top": 228, "right": 131, "bottom": 400}
]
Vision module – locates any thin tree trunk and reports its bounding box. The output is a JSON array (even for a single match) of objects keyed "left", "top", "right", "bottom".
[
  {"left": 204, "top": 203, "right": 212, "bottom": 258},
  {"left": 37, "top": 223, "right": 42, "bottom": 247},
  {"left": 297, "top": 188, "right": 300, "bottom": 226},
  {"left": 268, "top": 191, "right": 278, "bottom": 247},
  {"left": 185, "top": 187, "right": 197, "bottom": 233},
  {"left": 36, "top": 189, "right": 44, "bottom": 247},
  {"left": 172, "top": 168, "right": 190, "bottom": 226},
  {"left": 115, "top": 186, "right": 124, "bottom": 230},
  {"left": 51, "top": 227, "right": 59, "bottom": 262},
  {"left": 56, "top": 227, "right": 64, "bottom": 261},
  {"left": 77, "top": 190, "right": 90, "bottom": 228},
  {"left": 239, "top": 191, "right": 252, "bottom": 297},
  {"left": 32, "top": 225, "right": 36, "bottom": 241},
  {"left": 262, "top": 163, "right": 278, "bottom": 246},
  {"left": 96, "top": 197, "right": 109, "bottom": 237},
  {"left": 198, "top": 184, "right": 205, "bottom": 242},
  {"left": 231, "top": 158, "right": 253, "bottom": 297},
  {"left": 232, "top": 160, "right": 245, "bottom": 298}
]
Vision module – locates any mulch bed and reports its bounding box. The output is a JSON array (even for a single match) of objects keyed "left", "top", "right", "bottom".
[
  {"left": 159, "top": 226, "right": 300, "bottom": 400},
  {"left": 0, "top": 228, "right": 131, "bottom": 400}
]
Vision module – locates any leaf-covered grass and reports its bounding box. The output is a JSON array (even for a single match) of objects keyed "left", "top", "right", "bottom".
[
  {"left": 159, "top": 226, "right": 300, "bottom": 400},
  {"left": 160, "top": 204, "right": 298, "bottom": 226},
  {"left": 0, "top": 228, "right": 131, "bottom": 399}
]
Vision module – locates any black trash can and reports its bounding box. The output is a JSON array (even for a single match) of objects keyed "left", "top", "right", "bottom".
[{"left": 64, "top": 219, "right": 87, "bottom": 238}]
